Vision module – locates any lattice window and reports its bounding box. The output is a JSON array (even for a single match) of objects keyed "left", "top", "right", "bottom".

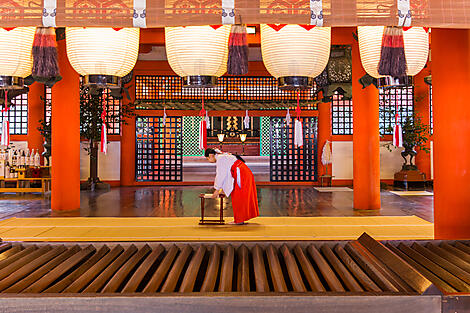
[
  {"left": 260, "top": 117, "right": 271, "bottom": 156},
  {"left": 430, "top": 85, "right": 433, "bottom": 134},
  {"left": 136, "top": 116, "right": 183, "bottom": 182},
  {"left": 45, "top": 86, "right": 52, "bottom": 125},
  {"left": 135, "top": 75, "right": 318, "bottom": 105},
  {"left": 182, "top": 116, "right": 203, "bottom": 157},
  {"left": 270, "top": 116, "right": 318, "bottom": 181},
  {"left": 0, "top": 93, "right": 28, "bottom": 135},
  {"left": 379, "top": 86, "right": 414, "bottom": 135},
  {"left": 331, "top": 92, "right": 353, "bottom": 135}
]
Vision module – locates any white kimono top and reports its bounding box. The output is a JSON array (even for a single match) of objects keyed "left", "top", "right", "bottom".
[{"left": 214, "top": 153, "right": 240, "bottom": 197}]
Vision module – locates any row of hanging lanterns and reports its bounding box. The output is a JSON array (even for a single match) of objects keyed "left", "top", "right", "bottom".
[
  {"left": 0, "top": 27, "right": 139, "bottom": 89},
  {"left": 0, "top": 25, "right": 428, "bottom": 92}
]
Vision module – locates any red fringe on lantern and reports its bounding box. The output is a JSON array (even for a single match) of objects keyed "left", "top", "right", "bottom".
[
  {"left": 227, "top": 24, "right": 248, "bottom": 75},
  {"left": 378, "top": 27, "right": 407, "bottom": 78},
  {"left": 32, "top": 27, "right": 60, "bottom": 81}
]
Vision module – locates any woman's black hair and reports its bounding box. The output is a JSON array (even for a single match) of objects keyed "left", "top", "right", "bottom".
[
  {"left": 234, "top": 154, "right": 246, "bottom": 163},
  {"left": 205, "top": 148, "right": 246, "bottom": 163},
  {"left": 204, "top": 148, "right": 217, "bottom": 158}
]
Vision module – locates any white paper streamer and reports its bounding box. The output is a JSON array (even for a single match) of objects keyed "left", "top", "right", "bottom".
[
  {"left": 205, "top": 111, "right": 211, "bottom": 129},
  {"left": 222, "top": 0, "right": 235, "bottom": 24},
  {"left": 162, "top": 107, "right": 167, "bottom": 126},
  {"left": 285, "top": 109, "right": 291, "bottom": 127},
  {"left": 42, "top": 0, "right": 57, "bottom": 27},
  {"left": 310, "top": 0, "right": 323, "bottom": 27},
  {"left": 244, "top": 110, "right": 250, "bottom": 129},
  {"left": 133, "top": 0, "right": 147, "bottom": 28},
  {"left": 398, "top": 0, "right": 411, "bottom": 27}
]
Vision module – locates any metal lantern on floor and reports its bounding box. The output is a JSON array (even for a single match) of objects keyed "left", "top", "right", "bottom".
[
  {"left": 165, "top": 25, "right": 230, "bottom": 88},
  {"left": 66, "top": 27, "right": 140, "bottom": 87},
  {"left": 0, "top": 27, "right": 36, "bottom": 89},
  {"left": 357, "top": 26, "right": 429, "bottom": 86},
  {"left": 260, "top": 25, "right": 331, "bottom": 90}
]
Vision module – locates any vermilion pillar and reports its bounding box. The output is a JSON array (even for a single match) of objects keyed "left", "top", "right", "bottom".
[
  {"left": 120, "top": 82, "right": 136, "bottom": 186},
  {"left": 414, "top": 67, "right": 431, "bottom": 181},
  {"left": 352, "top": 37, "right": 381, "bottom": 210},
  {"left": 51, "top": 40, "right": 80, "bottom": 211},
  {"left": 27, "top": 82, "right": 45, "bottom": 157},
  {"left": 432, "top": 29, "right": 470, "bottom": 239},
  {"left": 317, "top": 101, "right": 332, "bottom": 177}
]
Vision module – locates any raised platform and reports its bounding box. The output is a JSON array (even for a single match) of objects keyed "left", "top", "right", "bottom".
[
  {"left": 0, "top": 216, "right": 433, "bottom": 241},
  {"left": 183, "top": 156, "right": 270, "bottom": 182}
]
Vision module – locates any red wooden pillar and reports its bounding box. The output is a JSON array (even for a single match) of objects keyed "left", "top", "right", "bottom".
[
  {"left": 432, "top": 29, "right": 470, "bottom": 239},
  {"left": 51, "top": 40, "right": 80, "bottom": 211},
  {"left": 27, "top": 82, "right": 45, "bottom": 157},
  {"left": 352, "top": 33, "right": 381, "bottom": 210},
  {"left": 414, "top": 67, "right": 432, "bottom": 181},
  {"left": 120, "top": 80, "right": 136, "bottom": 186}
]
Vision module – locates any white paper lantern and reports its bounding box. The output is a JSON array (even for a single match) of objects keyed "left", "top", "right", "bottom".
[
  {"left": 0, "top": 27, "right": 35, "bottom": 88},
  {"left": 165, "top": 25, "right": 230, "bottom": 87},
  {"left": 358, "top": 26, "right": 429, "bottom": 79},
  {"left": 260, "top": 25, "right": 331, "bottom": 89},
  {"left": 66, "top": 27, "right": 139, "bottom": 86}
]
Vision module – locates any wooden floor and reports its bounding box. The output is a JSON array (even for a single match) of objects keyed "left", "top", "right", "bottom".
[{"left": 0, "top": 186, "right": 434, "bottom": 222}]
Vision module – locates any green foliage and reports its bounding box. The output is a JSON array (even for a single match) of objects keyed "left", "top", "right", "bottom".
[
  {"left": 380, "top": 109, "right": 430, "bottom": 153},
  {"left": 37, "top": 118, "right": 51, "bottom": 142},
  {"left": 80, "top": 87, "right": 135, "bottom": 155}
]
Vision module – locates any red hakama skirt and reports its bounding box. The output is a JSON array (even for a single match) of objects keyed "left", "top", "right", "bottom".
[{"left": 230, "top": 160, "right": 259, "bottom": 223}]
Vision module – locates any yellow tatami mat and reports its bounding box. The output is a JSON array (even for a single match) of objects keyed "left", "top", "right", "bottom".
[
  {"left": 0, "top": 216, "right": 434, "bottom": 241},
  {"left": 390, "top": 191, "right": 434, "bottom": 196}
]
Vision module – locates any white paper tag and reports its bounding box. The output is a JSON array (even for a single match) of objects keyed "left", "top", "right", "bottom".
[
  {"left": 398, "top": 0, "right": 411, "bottom": 27},
  {"left": 133, "top": 0, "right": 147, "bottom": 28},
  {"left": 310, "top": 0, "right": 323, "bottom": 27},
  {"left": 222, "top": 0, "right": 235, "bottom": 24},
  {"left": 42, "top": 0, "right": 57, "bottom": 27}
]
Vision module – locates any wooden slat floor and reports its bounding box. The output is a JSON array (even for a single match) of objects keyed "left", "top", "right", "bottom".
[{"left": 0, "top": 233, "right": 453, "bottom": 295}]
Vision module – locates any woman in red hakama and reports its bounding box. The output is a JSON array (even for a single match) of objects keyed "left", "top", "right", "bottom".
[{"left": 205, "top": 148, "right": 259, "bottom": 224}]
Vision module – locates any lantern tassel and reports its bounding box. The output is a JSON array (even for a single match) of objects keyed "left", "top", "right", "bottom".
[
  {"left": 378, "top": 26, "right": 407, "bottom": 77},
  {"left": 227, "top": 24, "right": 249, "bottom": 75},
  {"left": 32, "top": 27, "right": 60, "bottom": 83}
]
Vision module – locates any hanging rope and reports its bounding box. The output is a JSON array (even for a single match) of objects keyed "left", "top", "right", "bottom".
[
  {"left": 1, "top": 90, "right": 10, "bottom": 147},
  {"left": 296, "top": 89, "right": 301, "bottom": 119},
  {"left": 198, "top": 89, "right": 207, "bottom": 150},
  {"left": 100, "top": 92, "right": 107, "bottom": 154}
]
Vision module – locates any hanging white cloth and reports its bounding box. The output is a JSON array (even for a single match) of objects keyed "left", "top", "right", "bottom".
[
  {"left": 162, "top": 107, "right": 167, "bottom": 126},
  {"left": 321, "top": 140, "right": 332, "bottom": 166},
  {"left": 244, "top": 110, "right": 250, "bottom": 129},
  {"left": 0, "top": 113, "right": 9, "bottom": 147},
  {"left": 205, "top": 110, "right": 210, "bottom": 129},
  {"left": 285, "top": 108, "right": 291, "bottom": 127},
  {"left": 294, "top": 119, "right": 303, "bottom": 148},
  {"left": 199, "top": 119, "right": 207, "bottom": 150},
  {"left": 392, "top": 113, "right": 403, "bottom": 147}
]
